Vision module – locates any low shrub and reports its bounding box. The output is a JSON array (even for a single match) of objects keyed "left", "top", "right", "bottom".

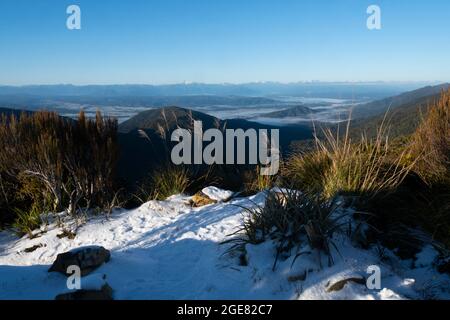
[
  {"left": 0, "top": 110, "right": 119, "bottom": 226},
  {"left": 224, "top": 190, "right": 347, "bottom": 270}
]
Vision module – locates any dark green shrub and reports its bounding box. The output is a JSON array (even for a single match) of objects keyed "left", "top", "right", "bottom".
[{"left": 224, "top": 190, "right": 347, "bottom": 270}]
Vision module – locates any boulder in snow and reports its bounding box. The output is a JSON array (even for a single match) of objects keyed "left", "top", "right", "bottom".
[
  {"left": 201, "top": 187, "right": 234, "bottom": 202},
  {"left": 48, "top": 246, "right": 111, "bottom": 276}
]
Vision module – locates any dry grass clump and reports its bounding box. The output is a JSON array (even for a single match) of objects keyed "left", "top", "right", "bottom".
[
  {"left": 411, "top": 89, "right": 450, "bottom": 185},
  {"left": 285, "top": 119, "right": 413, "bottom": 200},
  {"left": 284, "top": 151, "right": 330, "bottom": 195},
  {"left": 243, "top": 166, "right": 278, "bottom": 194},
  {"left": 151, "top": 166, "right": 190, "bottom": 200},
  {"left": 134, "top": 165, "right": 191, "bottom": 202}
]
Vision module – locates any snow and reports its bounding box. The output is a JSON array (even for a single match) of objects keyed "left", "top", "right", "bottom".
[
  {"left": 73, "top": 273, "right": 107, "bottom": 291},
  {"left": 415, "top": 245, "right": 439, "bottom": 268},
  {"left": 0, "top": 188, "right": 449, "bottom": 300},
  {"left": 377, "top": 288, "right": 403, "bottom": 300},
  {"left": 201, "top": 186, "right": 234, "bottom": 202}
]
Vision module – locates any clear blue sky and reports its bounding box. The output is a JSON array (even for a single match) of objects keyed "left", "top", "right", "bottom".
[{"left": 0, "top": 0, "right": 449, "bottom": 85}]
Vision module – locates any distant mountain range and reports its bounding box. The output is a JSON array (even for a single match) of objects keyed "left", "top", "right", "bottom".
[{"left": 0, "top": 82, "right": 434, "bottom": 100}]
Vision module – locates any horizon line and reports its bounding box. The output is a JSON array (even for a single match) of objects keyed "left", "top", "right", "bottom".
[{"left": 0, "top": 80, "right": 444, "bottom": 87}]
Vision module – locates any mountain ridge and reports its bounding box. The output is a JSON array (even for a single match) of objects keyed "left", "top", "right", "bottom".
[
  {"left": 352, "top": 83, "right": 450, "bottom": 119},
  {"left": 0, "top": 82, "right": 434, "bottom": 99}
]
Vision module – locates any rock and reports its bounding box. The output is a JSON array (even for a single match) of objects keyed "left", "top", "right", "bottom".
[
  {"left": 326, "top": 277, "right": 366, "bottom": 292},
  {"left": 48, "top": 246, "right": 110, "bottom": 276},
  {"left": 190, "top": 192, "right": 217, "bottom": 207},
  {"left": 55, "top": 284, "right": 113, "bottom": 300}
]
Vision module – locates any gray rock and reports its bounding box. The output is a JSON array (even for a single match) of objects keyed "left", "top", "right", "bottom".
[
  {"left": 48, "top": 246, "right": 111, "bottom": 276},
  {"left": 55, "top": 284, "right": 113, "bottom": 300}
]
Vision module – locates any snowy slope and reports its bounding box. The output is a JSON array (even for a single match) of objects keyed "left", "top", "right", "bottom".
[{"left": 0, "top": 188, "right": 449, "bottom": 300}]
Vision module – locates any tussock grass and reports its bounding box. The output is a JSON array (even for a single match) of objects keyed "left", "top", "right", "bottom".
[
  {"left": 133, "top": 164, "right": 222, "bottom": 204},
  {"left": 411, "top": 89, "right": 450, "bottom": 185},
  {"left": 134, "top": 165, "right": 191, "bottom": 203},
  {"left": 225, "top": 111, "right": 425, "bottom": 266},
  {"left": 319, "top": 122, "right": 414, "bottom": 199},
  {"left": 12, "top": 204, "right": 43, "bottom": 237},
  {"left": 267, "top": 110, "right": 447, "bottom": 258},
  {"left": 224, "top": 190, "right": 348, "bottom": 270},
  {"left": 243, "top": 166, "right": 278, "bottom": 194},
  {"left": 283, "top": 151, "right": 330, "bottom": 195},
  {"left": 152, "top": 166, "right": 190, "bottom": 200},
  {"left": 378, "top": 90, "right": 450, "bottom": 249},
  {"left": 285, "top": 116, "right": 414, "bottom": 200}
]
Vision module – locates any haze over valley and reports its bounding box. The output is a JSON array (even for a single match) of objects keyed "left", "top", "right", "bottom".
[{"left": 0, "top": 82, "right": 436, "bottom": 125}]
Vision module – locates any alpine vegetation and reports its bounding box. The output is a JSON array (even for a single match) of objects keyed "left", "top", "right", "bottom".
[
  {"left": 0, "top": 5, "right": 450, "bottom": 300},
  {"left": 0, "top": 110, "right": 119, "bottom": 233}
]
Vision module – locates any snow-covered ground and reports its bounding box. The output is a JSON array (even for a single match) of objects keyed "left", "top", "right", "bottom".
[{"left": 0, "top": 188, "right": 449, "bottom": 300}]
